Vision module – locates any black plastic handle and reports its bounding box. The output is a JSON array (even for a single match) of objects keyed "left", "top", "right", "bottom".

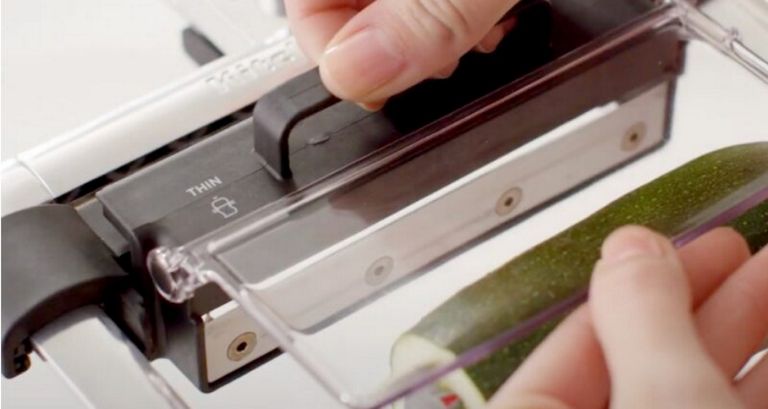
[{"left": 253, "top": 68, "right": 341, "bottom": 180}]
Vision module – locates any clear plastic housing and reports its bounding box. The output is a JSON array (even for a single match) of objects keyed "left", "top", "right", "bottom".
[{"left": 147, "top": 2, "right": 768, "bottom": 408}]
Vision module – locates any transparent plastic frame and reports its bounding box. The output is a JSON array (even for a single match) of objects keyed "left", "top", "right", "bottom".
[{"left": 147, "top": 1, "right": 768, "bottom": 408}]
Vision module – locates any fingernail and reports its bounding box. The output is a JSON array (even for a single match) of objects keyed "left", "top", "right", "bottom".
[
  {"left": 433, "top": 64, "right": 456, "bottom": 79},
  {"left": 321, "top": 28, "right": 405, "bottom": 99},
  {"left": 475, "top": 41, "right": 494, "bottom": 54},
  {"left": 475, "top": 26, "right": 504, "bottom": 54},
  {"left": 601, "top": 227, "right": 666, "bottom": 263},
  {"left": 501, "top": 16, "right": 517, "bottom": 32},
  {"left": 358, "top": 100, "right": 386, "bottom": 111}
]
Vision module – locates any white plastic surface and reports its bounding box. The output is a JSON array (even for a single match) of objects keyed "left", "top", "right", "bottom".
[
  {"left": 164, "top": 0, "right": 286, "bottom": 54},
  {"left": 0, "top": 0, "right": 196, "bottom": 161},
  {"left": 1, "top": 7, "right": 312, "bottom": 216}
]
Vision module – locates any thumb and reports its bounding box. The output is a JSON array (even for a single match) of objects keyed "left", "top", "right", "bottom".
[
  {"left": 318, "top": 0, "right": 519, "bottom": 103},
  {"left": 589, "top": 226, "right": 741, "bottom": 409}
]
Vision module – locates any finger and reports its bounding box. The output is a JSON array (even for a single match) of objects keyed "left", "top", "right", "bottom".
[
  {"left": 489, "top": 228, "right": 748, "bottom": 409},
  {"left": 695, "top": 245, "right": 768, "bottom": 377},
  {"left": 679, "top": 227, "right": 752, "bottom": 304},
  {"left": 359, "top": 100, "right": 387, "bottom": 111},
  {"left": 487, "top": 306, "right": 608, "bottom": 409},
  {"left": 475, "top": 17, "right": 517, "bottom": 53},
  {"left": 285, "top": 0, "right": 373, "bottom": 61},
  {"left": 738, "top": 350, "right": 768, "bottom": 409},
  {"left": 432, "top": 61, "right": 459, "bottom": 79},
  {"left": 590, "top": 226, "right": 741, "bottom": 408},
  {"left": 489, "top": 394, "right": 573, "bottom": 409},
  {"left": 319, "top": 0, "right": 520, "bottom": 102},
  {"left": 474, "top": 24, "right": 506, "bottom": 53}
]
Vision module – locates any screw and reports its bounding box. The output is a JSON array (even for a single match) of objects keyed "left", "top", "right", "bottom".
[
  {"left": 365, "top": 257, "right": 393, "bottom": 286},
  {"left": 622, "top": 122, "right": 646, "bottom": 151},
  {"left": 227, "top": 332, "right": 257, "bottom": 362},
  {"left": 496, "top": 187, "right": 523, "bottom": 216}
]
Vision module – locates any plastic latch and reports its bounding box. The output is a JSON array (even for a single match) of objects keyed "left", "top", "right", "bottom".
[{"left": 252, "top": 68, "right": 341, "bottom": 180}]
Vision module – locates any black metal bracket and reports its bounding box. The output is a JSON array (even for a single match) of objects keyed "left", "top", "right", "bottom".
[
  {"left": 1, "top": 205, "right": 127, "bottom": 378},
  {"left": 252, "top": 68, "right": 341, "bottom": 180}
]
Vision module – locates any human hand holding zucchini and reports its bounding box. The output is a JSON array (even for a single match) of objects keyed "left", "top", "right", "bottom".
[
  {"left": 391, "top": 143, "right": 768, "bottom": 408},
  {"left": 488, "top": 225, "right": 768, "bottom": 409}
]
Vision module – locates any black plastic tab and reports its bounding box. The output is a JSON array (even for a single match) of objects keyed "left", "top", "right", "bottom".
[
  {"left": 1, "top": 205, "right": 127, "bottom": 378},
  {"left": 252, "top": 68, "right": 341, "bottom": 180}
]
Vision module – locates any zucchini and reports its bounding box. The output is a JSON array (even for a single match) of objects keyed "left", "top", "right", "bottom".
[{"left": 391, "top": 143, "right": 768, "bottom": 408}]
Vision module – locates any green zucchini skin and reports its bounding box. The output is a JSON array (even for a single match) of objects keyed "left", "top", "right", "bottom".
[
  {"left": 402, "top": 143, "right": 768, "bottom": 399},
  {"left": 729, "top": 200, "right": 768, "bottom": 254}
]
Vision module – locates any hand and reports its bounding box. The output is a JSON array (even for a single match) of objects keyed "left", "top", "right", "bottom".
[
  {"left": 285, "top": 0, "right": 520, "bottom": 106},
  {"left": 488, "top": 226, "right": 768, "bottom": 409}
]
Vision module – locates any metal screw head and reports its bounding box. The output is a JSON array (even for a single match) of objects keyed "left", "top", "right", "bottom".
[
  {"left": 365, "top": 257, "right": 394, "bottom": 286},
  {"left": 495, "top": 187, "right": 523, "bottom": 216},
  {"left": 622, "top": 122, "right": 646, "bottom": 151},
  {"left": 227, "top": 332, "right": 257, "bottom": 362}
]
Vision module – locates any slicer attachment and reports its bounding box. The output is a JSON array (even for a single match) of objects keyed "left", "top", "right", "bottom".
[
  {"left": 4, "top": 0, "right": 767, "bottom": 408},
  {"left": 141, "top": 1, "right": 768, "bottom": 407}
]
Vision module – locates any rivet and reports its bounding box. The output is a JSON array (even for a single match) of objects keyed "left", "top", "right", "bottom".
[
  {"left": 365, "top": 257, "right": 394, "bottom": 286},
  {"left": 622, "top": 122, "right": 646, "bottom": 151},
  {"left": 496, "top": 187, "right": 523, "bottom": 216},
  {"left": 227, "top": 332, "right": 257, "bottom": 362}
]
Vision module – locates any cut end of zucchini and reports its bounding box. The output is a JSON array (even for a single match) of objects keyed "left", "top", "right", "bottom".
[{"left": 391, "top": 334, "right": 486, "bottom": 409}]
